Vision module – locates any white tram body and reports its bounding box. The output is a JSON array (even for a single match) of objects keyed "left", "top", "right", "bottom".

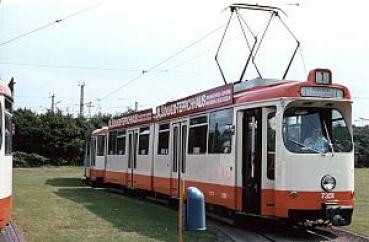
[
  {"left": 0, "top": 82, "right": 13, "bottom": 229},
  {"left": 86, "top": 69, "right": 354, "bottom": 225},
  {"left": 85, "top": 127, "right": 108, "bottom": 183}
]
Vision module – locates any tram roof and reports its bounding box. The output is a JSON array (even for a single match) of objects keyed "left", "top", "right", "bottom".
[
  {"left": 106, "top": 69, "right": 351, "bottom": 130},
  {"left": 92, "top": 127, "right": 109, "bottom": 136},
  {"left": 233, "top": 78, "right": 350, "bottom": 104}
]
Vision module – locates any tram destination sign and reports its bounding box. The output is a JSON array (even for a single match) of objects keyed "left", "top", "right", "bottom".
[
  {"left": 109, "top": 108, "right": 153, "bottom": 129},
  {"left": 156, "top": 84, "right": 233, "bottom": 120}
]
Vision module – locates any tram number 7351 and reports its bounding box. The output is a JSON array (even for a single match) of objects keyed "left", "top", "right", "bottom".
[{"left": 321, "top": 193, "right": 335, "bottom": 200}]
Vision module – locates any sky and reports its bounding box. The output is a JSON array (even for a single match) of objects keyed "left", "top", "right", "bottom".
[{"left": 0, "top": 0, "right": 369, "bottom": 125}]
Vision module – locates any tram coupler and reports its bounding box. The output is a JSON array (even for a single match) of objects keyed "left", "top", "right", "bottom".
[{"left": 323, "top": 204, "right": 353, "bottom": 226}]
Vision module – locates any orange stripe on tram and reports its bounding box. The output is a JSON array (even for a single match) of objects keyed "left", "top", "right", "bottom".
[{"left": 0, "top": 196, "right": 12, "bottom": 229}]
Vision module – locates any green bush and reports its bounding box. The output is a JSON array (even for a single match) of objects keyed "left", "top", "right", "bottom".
[
  {"left": 13, "top": 152, "right": 49, "bottom": 167},
  {"left": 13, "top": 151, "right": 71, "bottom": 167},
  {"left": 13, "top": 109, "right": 110, "bottom": 166}
]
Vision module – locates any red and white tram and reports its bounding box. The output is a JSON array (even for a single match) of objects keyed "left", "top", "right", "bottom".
[
  {"left": 85, "top": 68, "right": 354, "bottom": 226},
  {"left": 0, "top": 82, "right": 13, "bottom": 229},
  {"left": 84, "top": 127, "right": 108, "bottom": 184}
]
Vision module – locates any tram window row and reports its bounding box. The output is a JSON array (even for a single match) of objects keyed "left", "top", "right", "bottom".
[{"left": 98, "top": 108, "right": 234, "bottom": 157}]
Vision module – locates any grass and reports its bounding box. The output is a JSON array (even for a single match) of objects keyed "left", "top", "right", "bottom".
[
  {"left": 347, "top": 168, "right": 369, "bottom": 236},
  {"left": 13, "top": 167, "right": 216, "bottom": 242},
  {"left": 12, "top": 167, "right": 369, "bottom": 240}
]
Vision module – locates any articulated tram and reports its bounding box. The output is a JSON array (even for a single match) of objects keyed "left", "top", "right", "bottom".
[
  {"left": 0, "top": 82, "right": 13, "bottom": 230},
  {"left": 85, "top": 68, "right": 354, "bottom": 226}
]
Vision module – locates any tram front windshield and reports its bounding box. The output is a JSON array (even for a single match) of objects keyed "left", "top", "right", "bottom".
[{"left": 283, "top": 107, "right": 353, "bottom": 154}]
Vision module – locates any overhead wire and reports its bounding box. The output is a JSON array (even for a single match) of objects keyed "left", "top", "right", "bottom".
[
  {"left": 0, "top": 2, "right": 102, "bottom": 47},
  {"left": 99, "top": 23, "right": 227, "bottom": 100},
  {"left": 0, "top": 62, "right": 142, "bottom": 72},
  {"left": 0, "top": 62, "right": 218, "bottom": 77},
  {"left": 162, "top": 30, "right": 245, "bottom": 73},
  {"left": 98, "top": 16, "right": 253, "bottom": 101},
  {"left": 8, "top": 3, "right": 309, "bottom": 113},
  {"left": 94, "top": 6, "right": 307, "bottom": 101},
  {"left": 159, "top": 70, "right": 217, "bottom": 77},
  {"left": 15, "top": 95, "right": 75, "bottom": 100},
  {"left": 163, "top": 8, "right": 308, "bottom": 81},
  {"left": 161, "top": 48, "right": 214, "bottom": 71}
]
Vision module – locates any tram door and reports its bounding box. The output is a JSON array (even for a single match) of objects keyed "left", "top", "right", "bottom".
[
  {"left": 242, "top": 108, "right": 262, "bottom": 214},
  {"left": 170, "top": 121, "right": 187, "bottom": 197},
  {"left": 127, "top": 129, "right": 139, "bottom": 188},
  {"left": 262, "top": 107, "right": 276, "bottom": 215}
]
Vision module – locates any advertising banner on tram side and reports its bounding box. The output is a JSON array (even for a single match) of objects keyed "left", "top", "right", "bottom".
[
  {"left": 109, "top": 108, "right": 153, "bottom": 129},
  {"left": 155, "top": 84, "right": 233, "bottom": 120}
]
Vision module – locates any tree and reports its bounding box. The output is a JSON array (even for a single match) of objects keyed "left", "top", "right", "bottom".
[
  {"left": 13, "top": 108, "right": 110, "bottom": 166},
  {"left": 353, "top": 125, "right": 369, "bottom": 167}
]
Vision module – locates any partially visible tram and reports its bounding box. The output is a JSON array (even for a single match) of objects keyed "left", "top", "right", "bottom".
[
  {"left": 0, "top": 82, "right": 13, "bottom": 229},
  {"left": 85, "top": 68, "right": 354, "bottom": 226},
  {"left": 85, "top": 127, "right": 108, "bottom": 184}
]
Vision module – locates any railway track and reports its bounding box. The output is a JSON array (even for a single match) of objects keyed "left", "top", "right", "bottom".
[
  {"left": 107, "top": 187, "right": 369, "bottom": 242},
  {"left": 211, "top": 216, "right": 337, "bottom": 242},
  {"left": 211, "top": 215, "right": 369, "bottom": 242},
  {"left": 2, "top": 186, "right": 368, "bottom": 242},
  {"left": 0, "top": 221, "right": 24, "bottom": 242},
  {"left": 212, "top": 219, "right": 369, "bottom": 241}
]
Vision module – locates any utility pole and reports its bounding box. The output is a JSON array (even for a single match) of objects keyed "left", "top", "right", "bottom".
[
  {"left": 79, "top": 82, "right": 85, "bottom": 117},
  {"left": 135, "top": 101, "right": 138, "bottom": 112},
  {"left": 51, "top": 93, "right": 55, "bottom": 112},
  {"left": 86, "top": 101, "right": 94, "bottom": 119}
]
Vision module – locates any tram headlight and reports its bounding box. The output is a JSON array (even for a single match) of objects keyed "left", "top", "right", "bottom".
[{"left": 321, "top": 175, "right": 336, "bottom": 192}]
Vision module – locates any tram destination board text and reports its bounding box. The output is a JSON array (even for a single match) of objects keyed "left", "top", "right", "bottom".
[{"left": 156, "top": 84, "right": 233, "bottom": 120}]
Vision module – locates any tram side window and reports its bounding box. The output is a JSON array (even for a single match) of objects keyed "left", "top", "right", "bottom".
[
  {"left": 158, "top": 123, "right": 170, "bottom": 155},
  {"left": 5, "top": 99, "right": 12, "bottom": 156},
  {"left": 108, "top": 131, "right": 117, "bottom": 155},
  {"left": 267, "top": 113, "right": 276, "bottom": 180},
  {"left": 139, "top": 127, "right": 150, "bottom": 155},
  {"left": 208, "top": 108, "right": 233, "bottom": 153},
  {"left": 188, "top": 116, "right": 208, "bottom": 154},
  {"left": 97, "top": 135, "right": 105, "bottom": 156},
  {"left": 116, "top": 130, "right": 126, "bottom": 155},
  {"left": 331, "top": 110, "right": 352, "bottom": 152}
]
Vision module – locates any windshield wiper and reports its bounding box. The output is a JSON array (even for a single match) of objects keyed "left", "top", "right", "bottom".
[
  {"left": 323, "top": 120, "right": 335, "bottom": 156},
  {"left": 288, "top": 138, "right": 326, "bottom": 156}
]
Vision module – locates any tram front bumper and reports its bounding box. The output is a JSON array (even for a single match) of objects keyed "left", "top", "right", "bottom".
[
  {"left": 275, "top": 191, "right": 354, "bottom": 223},
  {"left": 324, "top": 204, "right": 353, "bottom": 226}
]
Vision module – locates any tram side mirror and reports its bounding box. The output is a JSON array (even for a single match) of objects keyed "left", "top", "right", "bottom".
[{"left": 185, "top": 187, "right": 206, "bottom": 231}]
